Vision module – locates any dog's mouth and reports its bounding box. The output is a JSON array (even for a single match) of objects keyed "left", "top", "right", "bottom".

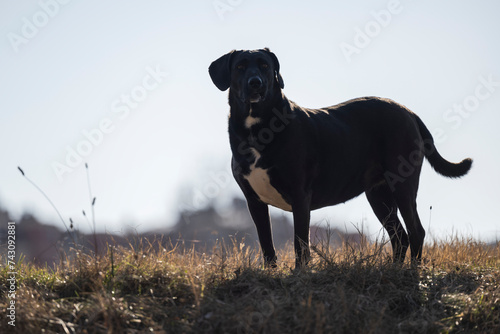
[{"left": 248, "top": 92, "right": 264, "bottom": 103}]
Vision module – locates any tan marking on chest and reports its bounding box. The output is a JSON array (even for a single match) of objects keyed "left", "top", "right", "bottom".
[
  {"left": 244, "top": 149, "right": 292, "bottom": 211},
  {"left": 244, "top": 107, "right": 261, "bottom": 128},
  {"left": 245, "top": 115, "right": 261, "bottom": 128}
]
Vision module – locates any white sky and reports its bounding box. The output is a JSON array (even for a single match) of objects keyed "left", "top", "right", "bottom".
[{"left": 1, "top": 0, "right": 499, "bottom": 241}]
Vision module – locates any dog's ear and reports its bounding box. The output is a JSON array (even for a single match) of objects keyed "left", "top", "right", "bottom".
[
  {"left": 264, "top": 48, "right": 285, "bottom": 89},
  {"left": 209, "top": 50, "right": 239, "bottom": 91}
]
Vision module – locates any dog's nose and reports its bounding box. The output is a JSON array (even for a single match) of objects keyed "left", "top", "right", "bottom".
[{"left": 248, "top": 76, "right": 262, "bottom": 89}]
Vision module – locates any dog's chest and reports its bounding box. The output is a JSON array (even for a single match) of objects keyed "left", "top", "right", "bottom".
[{"left": 243, "top": 149, "right": 292, "bottom": 211}]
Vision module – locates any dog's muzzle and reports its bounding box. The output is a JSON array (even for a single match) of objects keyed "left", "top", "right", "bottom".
[{"left": 247, "top": 76, "right": 264, "bottom": 103}]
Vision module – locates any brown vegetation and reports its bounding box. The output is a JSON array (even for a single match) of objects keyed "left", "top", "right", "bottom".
[{"left": 1, "top": 235, "right": 499, "bottom": 333}]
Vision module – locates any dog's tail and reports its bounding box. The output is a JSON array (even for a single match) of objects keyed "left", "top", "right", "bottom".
[{"left": 415, "top": 115, "right": 472, "bottom": 178}]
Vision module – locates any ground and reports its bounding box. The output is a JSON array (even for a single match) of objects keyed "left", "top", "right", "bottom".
[{"left": 1, "top": 235, "right": 499, "bottom": 333}]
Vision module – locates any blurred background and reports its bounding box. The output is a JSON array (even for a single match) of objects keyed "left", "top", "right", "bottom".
[{"left": 1, "top": 0, "right": 499, "bottom": 264}]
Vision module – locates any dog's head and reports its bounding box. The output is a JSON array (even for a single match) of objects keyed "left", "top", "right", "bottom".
[{"left": 209, "top": 48, "right": 284, "bottom": 104}]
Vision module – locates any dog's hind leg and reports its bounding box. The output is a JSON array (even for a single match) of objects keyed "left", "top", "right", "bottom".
[
  {"left": 393, "top": 185, "right": 425, "bottom": 263},
  {"left": 366, "top": 183, "right": 409, "bottom": 262}
]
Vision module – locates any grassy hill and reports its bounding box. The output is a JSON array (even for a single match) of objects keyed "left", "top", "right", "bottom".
[{"left": 1, "top": 235, "right": 499, "bottom": 333}]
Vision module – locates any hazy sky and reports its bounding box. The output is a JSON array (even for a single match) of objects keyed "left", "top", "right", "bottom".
[{"left": 1, "top": 0, "right": 499, "bottom": 241}]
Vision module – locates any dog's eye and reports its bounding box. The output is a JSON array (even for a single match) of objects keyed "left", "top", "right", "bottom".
[
  {"left": 237, "top": 64, "right": 246, "bottom": 70},
  {"left": 261, "top": 63, "right": 269, "bottom": 69}
]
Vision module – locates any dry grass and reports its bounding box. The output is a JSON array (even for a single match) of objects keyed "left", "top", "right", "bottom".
[{"left": 1, "top": 235, "right": 499, "bottom": 333}]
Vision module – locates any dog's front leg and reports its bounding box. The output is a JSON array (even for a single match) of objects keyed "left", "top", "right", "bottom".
[
  {"left": 292, "top": 197, "right": 312, "bottom": 269},
  {"left": 247, "top": 197, "right": 277, "bottom": 267}
]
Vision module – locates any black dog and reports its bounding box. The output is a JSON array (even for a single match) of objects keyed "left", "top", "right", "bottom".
[{"left": 209, "top": 48, "right": 472, "bottom": 268}]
